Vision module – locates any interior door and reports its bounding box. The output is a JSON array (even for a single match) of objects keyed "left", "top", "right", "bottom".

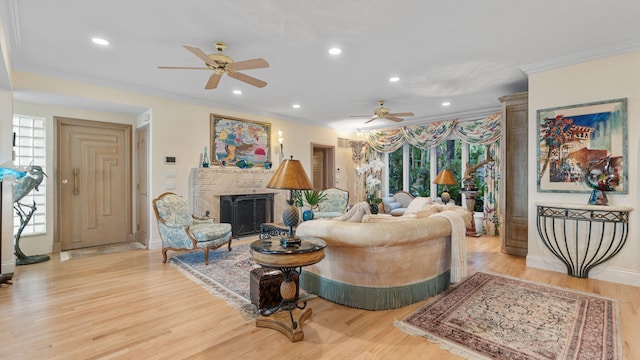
[
  {"left": 136, "top": 125, "right": 149, "bottom": 246},
  {"left": 57, "top": 117, "right": 132, "bottom": 250}
]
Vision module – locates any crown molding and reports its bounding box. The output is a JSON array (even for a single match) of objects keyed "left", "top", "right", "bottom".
[
  {"left": 520, "top": 40, "right": 640, "bottom": 74},
  {"left": 0, "top": 0, "right": 21, "bottom": 48}
]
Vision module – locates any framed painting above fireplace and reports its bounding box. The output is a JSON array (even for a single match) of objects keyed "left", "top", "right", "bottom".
[{"left": 210, "top": 114, "right": 271, "bottom": 166}]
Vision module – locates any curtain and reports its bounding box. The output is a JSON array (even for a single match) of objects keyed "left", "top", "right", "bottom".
[
  {"left": 453, "top": 112, "right": 501, "bottom": 145},
  {"left": 402, "top": 120, "right": 456, "bottom": 149},
  {"left": 363, "top": 111, "right": 502, "bottom": 235}
]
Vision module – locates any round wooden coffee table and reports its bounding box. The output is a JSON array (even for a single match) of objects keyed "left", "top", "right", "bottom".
[{"left": 250, "top": 236, "right": 326, "bottom": 342}]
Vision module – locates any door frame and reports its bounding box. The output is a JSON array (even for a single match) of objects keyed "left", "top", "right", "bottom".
[
  {"left": 135, "top": 124, "right": 149, "bottom": 247},
  {"left": 310, "top": 143, "right": 335, "bottom": 189},
  {"left": 54, "top": 117, "right": 133, "bottom": 252}
]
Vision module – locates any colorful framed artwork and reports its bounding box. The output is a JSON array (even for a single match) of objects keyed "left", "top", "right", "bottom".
[
  {"left": 537, "top": 98, "right": 627, "bottom": 193},
  {"left": 210, "top": 114, "right": 271, "bottom": 166}
]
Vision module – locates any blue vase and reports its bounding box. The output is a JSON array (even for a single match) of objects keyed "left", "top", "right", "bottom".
[{"left": 302, "top": 209, "right": 314, "bottom": 221}]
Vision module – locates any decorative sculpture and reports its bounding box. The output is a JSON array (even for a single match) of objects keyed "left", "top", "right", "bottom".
[
  {"left": 586, "top": 156, "right": 615, "bottom": 205},
  {"left": 12, "top": 165, "right": 50, "bottom": 265},
  {"left": 461, "top": 146, "right": 495, "bottom": 236}
]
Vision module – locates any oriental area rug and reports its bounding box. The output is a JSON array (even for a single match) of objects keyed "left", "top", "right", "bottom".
[
  {"left": 395, "top": 272, "right": 621, "bottom": 360},
  {"left": 168, "top": 242, "right": 260, "bottom": 319},
  {"left": 168, "top": 241, "right": 313, "bottom": 319}
]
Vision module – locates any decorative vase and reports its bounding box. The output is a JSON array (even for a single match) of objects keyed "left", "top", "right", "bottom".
[
  {"left": 369, "top": 203, "right": 379, "bottom": 214},
  {"left": 264, "top": 161, "right": 272, "bottom": 169},
  {"left": 202, "top": 146, "right": 210, "bottom": 168},
  {"left": 302, "top": 209, "right": 314, "bottom": 221},
  {"left": 588, "top": 189, "right": 609, "bottom": 206}
]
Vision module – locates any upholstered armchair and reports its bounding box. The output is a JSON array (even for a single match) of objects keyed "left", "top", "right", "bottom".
[
  {"left": 310, "top": 187, "right": 349, "bottom": 219},
  {"left": 152, "top": 192, "right": 232, "bottom": 264}
]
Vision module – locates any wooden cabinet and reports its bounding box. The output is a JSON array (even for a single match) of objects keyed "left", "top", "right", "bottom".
[{"left": 499, "top": 92, "right": 528, "bottom": 256}]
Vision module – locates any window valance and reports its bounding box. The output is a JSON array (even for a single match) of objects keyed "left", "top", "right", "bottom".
[{"left": 365, "top": 112, "right": 501, "bottom": 153}]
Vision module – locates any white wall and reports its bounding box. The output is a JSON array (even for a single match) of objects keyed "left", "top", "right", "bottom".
[
  {"left": 527, "top": 51, "right": 640, "bottom": 286},
  {"left": 12, "top": 71, "right": 357, "bottom": 252}
]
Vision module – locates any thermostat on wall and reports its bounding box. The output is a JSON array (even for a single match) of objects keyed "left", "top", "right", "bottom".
[{"left": 165, "top": 156, "right": 176, "bottom": 164}]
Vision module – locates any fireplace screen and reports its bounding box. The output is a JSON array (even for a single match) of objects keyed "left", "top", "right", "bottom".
[{"left": 220, "top": 194, "right": 274, "bottom": 236}]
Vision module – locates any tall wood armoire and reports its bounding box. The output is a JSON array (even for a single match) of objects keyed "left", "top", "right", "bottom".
[{"left": 499, "top": 92, "right": 529, "bottom": 256}]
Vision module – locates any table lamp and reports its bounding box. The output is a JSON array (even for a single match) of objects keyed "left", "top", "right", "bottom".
[
  {"left": 266, "top": 156, "right": 313, "bottom": 246},
  {"left": 433, "top": 169, "right": 457, "bottom": 204}
]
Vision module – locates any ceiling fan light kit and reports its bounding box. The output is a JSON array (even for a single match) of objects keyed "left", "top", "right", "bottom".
[{"left": 159, "top": 42, "right": 269, "bottom": 89}]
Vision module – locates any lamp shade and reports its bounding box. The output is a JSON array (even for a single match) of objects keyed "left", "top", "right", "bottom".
[
  {"left": 433, "top": 169, "right": 457, "bottom": 185},
  {"left": 266, "top": 157, "right": 313, "bottom": 190}
]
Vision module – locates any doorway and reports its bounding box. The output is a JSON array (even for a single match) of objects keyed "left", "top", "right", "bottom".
[
  {"left": 56, "top": 117, "right": 132, "bottom": 251},
  {"left": 310, "top": 143, "right": 335, "bottom": 190}
]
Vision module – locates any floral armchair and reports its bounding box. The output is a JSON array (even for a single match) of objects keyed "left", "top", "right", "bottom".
[
  {"left": 152, "top": 192, "right": 232, "bottom": 264},
  {"left": 311, "top": 187, "right": 349, "bottom": 219}
]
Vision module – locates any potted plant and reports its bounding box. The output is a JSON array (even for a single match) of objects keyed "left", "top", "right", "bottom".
[{"left": 302, "top": 189, "right": 327, "bottom": 220}]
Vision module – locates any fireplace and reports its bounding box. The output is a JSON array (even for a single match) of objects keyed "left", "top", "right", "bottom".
[
  {"left": 220, "top": 194, "right": 274, "bottom": 236},
  {"left": 189, "top": 168, "right": 285, "bottom": 234}
]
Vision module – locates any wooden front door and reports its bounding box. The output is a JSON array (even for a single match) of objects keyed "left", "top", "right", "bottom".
[{"left": 57, "top": 117, "right": 132, "bottom": 250}]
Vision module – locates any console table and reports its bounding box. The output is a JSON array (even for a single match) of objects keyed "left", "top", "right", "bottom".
[{"left": 536, "top": 202, "right": 633, "bottom": 278}]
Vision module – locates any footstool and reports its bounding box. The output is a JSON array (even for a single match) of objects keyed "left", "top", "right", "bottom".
[{"left": 250, "top": 267, "right": 299, "bottom": 309}]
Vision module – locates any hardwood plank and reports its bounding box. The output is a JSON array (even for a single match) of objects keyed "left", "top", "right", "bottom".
[{"left": 0, "top": 236, "right": 637, "bottom": 359}]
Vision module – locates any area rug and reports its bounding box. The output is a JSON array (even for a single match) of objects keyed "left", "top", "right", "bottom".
[
  {"left": 168, "top": 242, "right": 313, "bottom": 319},
  {"left": 395, "top": 272, "right": 621, "bottom": 360},
  {"left": 59, "top": 242, "right": 146, "bottom": 262}
]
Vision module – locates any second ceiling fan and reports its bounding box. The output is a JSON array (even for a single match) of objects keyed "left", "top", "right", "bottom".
[
  {"left": 353, "top": 100, "right": 415, "bottom": 124},
  {"left": 158, "top": 42, "right": 269, "bottom": 89}
]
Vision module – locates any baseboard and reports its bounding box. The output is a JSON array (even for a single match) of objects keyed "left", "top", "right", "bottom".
[
  {"left": 148, "top": 238, "right": 162, "bottom": 250},
  {"left": 526, "top": 254, "right": 640, "bottom": 287}
]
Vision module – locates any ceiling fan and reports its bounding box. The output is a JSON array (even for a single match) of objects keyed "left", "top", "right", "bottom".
[
  {"left": 158, "top": 42, "right": 269, "bottom": 89},
  {"left": 351, "top": 100, "right": 415, "bottom": 124}
]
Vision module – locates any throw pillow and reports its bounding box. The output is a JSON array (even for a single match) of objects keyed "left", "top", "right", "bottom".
[
  {"left": 333, "top": 201, "right": 371, "bottom": 222},
  {"left": 413, "top": 204, "right": 444, "bottom": 218},
  {"left": 404, "top": 197, "right": 434, "bottom": 215}
]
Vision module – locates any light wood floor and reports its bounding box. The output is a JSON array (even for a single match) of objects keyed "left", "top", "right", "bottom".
[{"left": 1, "top": 236, "right": 638, "bottom": 360}]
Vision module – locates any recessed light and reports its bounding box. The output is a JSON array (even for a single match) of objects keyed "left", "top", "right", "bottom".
[
  {"left": 292, "top": 104, "right": 301, "bottom": 109},
  {"left": 389, "top": 77, "right": 400, "bottom": 82},
  {"left": 233, "top": 90, "right": 242, "bottom": 95},
  {"left": 328, "top": 47, "right": 342, "bottom": 55},
  {"left": 442, "top": 102, "right": 451, "bottom": 107},
  {"left": 91, "top": 37, "right": 110, "bottom": 46}
]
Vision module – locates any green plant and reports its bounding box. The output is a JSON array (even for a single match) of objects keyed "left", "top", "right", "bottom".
[{"left": 303, "top": 190, "right": 327, "bottom": 209}]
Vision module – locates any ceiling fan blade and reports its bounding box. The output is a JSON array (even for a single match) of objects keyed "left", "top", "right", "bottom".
[
  {"left": 227, "top": 58, "right": 270, "bottom": 71},
  {"left": 158, "top": 66, "right": 209, "bottom": 70},
  {"left": 350, "top": 115, "right": 373, "bottom": 118},
  {"left": 388, "top": 112, "right": 414, "bottom": 117},
  {"left": 364, "top": 117, "right": 378, "bottom": 124},
  {"left": 386, "top": 116, "right": 404, "bottom": 122},
  {"left": 228, "top": 71, "right": 267, "bottom": 88},
  {"left": 205, "top": 73, "right": 222, "bottom": 89},
  {"left": 183, "top": 45, "right": 215, "bottom": 65}
]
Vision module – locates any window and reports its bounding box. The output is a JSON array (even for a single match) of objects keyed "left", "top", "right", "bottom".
[
  {"left": 408, "top": 145, "right": 430, "bottom": 196},
  {"left": 435, "top": 139, "right": 462, "bottom": 203},
  {"left": 387, "top": 146, "right": 403, "bottom": 194},
  {"left": 13, "top": 114, "right": 47, "bottom": 235}
]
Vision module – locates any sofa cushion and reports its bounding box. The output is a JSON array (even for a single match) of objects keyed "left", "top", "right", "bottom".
[
  {"left": 404, "top": 197, "right": 434, "bottom": 214},
  {"left": 333, "top": 201, "right": 371, "bottom": 222},
  {"left": 414, "top": 204, "right": 444, "bottom": 218},
  {"left": 389, "top": 208, "right": 407, "bottom": 216}
]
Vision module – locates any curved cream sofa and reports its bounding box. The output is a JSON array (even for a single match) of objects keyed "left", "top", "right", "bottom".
[{"left": 295, "top": 205, "right": 469, "bottom": 310}]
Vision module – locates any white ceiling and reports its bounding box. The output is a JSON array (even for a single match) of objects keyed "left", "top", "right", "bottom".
[{"left": 2, "top": 0, "right": 640, "bottom": 131}]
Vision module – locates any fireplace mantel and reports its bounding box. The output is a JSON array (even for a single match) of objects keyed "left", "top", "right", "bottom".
[{"left": 189, "top": 167, "right": 285, "bottom": 222}]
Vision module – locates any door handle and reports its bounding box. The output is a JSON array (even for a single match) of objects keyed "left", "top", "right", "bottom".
[{"left": 73, "top": 168, "right": 79, "bottom": 196}]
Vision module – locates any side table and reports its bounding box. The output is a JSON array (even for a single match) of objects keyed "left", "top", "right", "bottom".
[
  {"left": 250, "top": 236, "right": 326, "bottom": 342},
  {"left": 536, "top": 202, "right": 633, "bottom": 278}
]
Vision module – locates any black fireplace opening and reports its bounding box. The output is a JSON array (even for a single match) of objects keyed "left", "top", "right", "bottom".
[{"left": 220, "top": 194, "right": 274, "bottom": 236}]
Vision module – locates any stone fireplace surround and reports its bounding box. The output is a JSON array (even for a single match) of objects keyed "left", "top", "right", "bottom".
[{"left": 188, "top": 168, "right": 286, "bottom": 228}]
